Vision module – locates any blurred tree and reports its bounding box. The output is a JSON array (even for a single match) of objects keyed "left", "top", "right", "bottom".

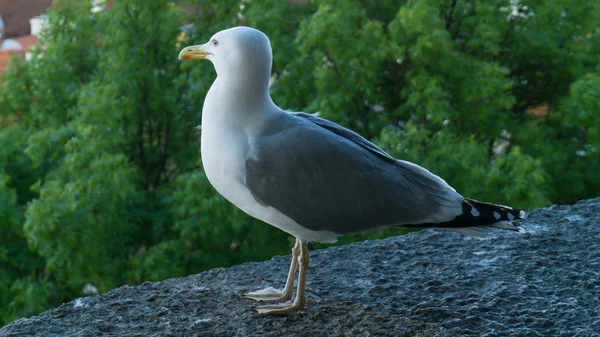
[
  {"left": 0, "top": 0, "right": 598, "bottom": 325},
  {"left": 0, "top": 0, "right": 102, "bottom": 322}
]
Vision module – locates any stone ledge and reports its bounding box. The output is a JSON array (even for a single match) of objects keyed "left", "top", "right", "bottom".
[{"left": 2, "top": 199, "right": 599, "bottom": 336}]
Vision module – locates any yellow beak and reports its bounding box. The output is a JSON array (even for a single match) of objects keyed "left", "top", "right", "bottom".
[{"left": 178, "top": 45, "right": 211, "bottom": 61}]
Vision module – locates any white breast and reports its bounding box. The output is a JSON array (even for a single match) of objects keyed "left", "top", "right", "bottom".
[{"left": 200, "top": 108, "right": 338, "bottom": 243}]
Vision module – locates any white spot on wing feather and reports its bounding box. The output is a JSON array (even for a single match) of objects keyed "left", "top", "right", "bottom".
[{"left": 465, "top": 200, "right": 479, "bottom": 216}]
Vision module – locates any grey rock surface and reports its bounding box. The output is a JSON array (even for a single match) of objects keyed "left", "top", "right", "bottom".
[{"left": 2, "top": 199, "right": 600, "bottom": 337}]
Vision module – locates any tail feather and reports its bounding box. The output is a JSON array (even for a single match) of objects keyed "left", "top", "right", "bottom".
[{"left": 402, "top": 198, "right": 525, "bottom": 235}]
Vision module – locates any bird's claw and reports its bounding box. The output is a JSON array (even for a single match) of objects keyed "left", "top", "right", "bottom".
[
  {"left": 252, "top": 302, "right": 305, "bottom": 315},
  {"left": 243, "top": 286, "right": 292, "bottom": 303}
]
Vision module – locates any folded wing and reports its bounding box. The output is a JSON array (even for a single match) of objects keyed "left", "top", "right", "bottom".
[{"left": 244, "top": 113, "right": 464, "bottom": 236}]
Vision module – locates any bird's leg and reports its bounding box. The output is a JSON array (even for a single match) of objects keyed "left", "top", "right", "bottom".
[
  {"left": 254, "top": 240, "right": 309, "bottom": 315},
  {"left": 243, "top": 239, "right": 300, "bottom": 303}
]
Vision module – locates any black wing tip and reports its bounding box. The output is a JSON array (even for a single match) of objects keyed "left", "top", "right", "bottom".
[
  {"left": 465, "top": 198, "right": 525, "bottom": 218},
  {"left": 410, "top": 198, "right": 525, "bottom": 230}
]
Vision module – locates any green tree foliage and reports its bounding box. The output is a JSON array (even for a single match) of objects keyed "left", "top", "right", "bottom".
[{"left": 0, "top": 0, "right": 598, "bottom": 325}]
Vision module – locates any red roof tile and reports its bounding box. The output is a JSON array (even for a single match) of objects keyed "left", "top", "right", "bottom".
[
  {"left": 528, "top": 104, "right": 549, "bottom": 117},
  {"left": 0, "top": 49, "right": 18, "bottom": 73},
  {"left": 14, "top": 34, "right": 38, "bottom": 50}
]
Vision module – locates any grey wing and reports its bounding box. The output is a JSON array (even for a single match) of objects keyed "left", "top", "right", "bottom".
[
  {"left": 292, "top": 112, "right": 395, "bottom": 162},
  {"left": 245, "top": 114, "right": 463, "bottom": 235}
]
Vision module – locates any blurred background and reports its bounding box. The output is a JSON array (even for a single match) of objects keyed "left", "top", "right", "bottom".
[{"left": 0, "top": 0, "right": 598, "bottom": 325}]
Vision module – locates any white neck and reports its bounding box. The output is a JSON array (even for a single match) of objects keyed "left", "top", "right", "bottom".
[{"left": 203, "top": 73, "right": 280, "bottom": 132}]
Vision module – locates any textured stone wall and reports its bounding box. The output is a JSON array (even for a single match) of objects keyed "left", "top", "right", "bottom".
[{"left": 2, "top": 199, "right": 599, "bottom": 336}]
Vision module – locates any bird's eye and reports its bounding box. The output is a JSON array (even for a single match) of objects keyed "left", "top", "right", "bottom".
[{"left": 212, "top": 39, "right": 219, "bottom": 47}]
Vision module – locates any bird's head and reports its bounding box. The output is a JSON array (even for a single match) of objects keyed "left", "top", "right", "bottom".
[{"left": 179, "top": 26, "right": 272, "bottom": 79}]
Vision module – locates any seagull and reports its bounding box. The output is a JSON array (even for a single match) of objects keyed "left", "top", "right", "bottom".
[{"left": 178, "top": 26, "right": 525, "bottom": 315}]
